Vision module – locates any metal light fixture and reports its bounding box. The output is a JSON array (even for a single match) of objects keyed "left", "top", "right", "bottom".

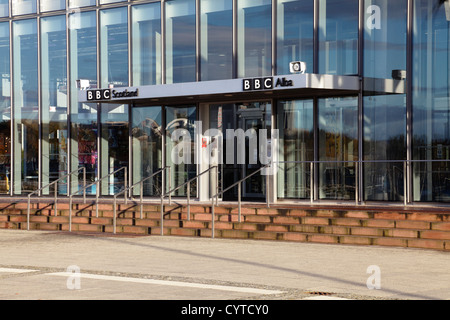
[{"left": 289, "top": 61, "right": 307, "bottom": 74}]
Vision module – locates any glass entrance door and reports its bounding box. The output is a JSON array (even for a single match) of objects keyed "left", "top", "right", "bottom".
[{"left": 210, "top": 102, "right": 270, "bottom": 201}]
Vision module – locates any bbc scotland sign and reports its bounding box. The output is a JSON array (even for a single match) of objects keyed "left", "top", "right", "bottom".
[{"left": 87, "top": 88, "right": 139, "bottom": 101}]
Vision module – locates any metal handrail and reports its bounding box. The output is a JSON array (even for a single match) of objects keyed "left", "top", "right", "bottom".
[
  {"left": 159, "top": 166, "right": 218, "bottom": 236},
  {"left": 210, "top": 163, "right": 272, "bottom": 238},
  {"left": 68, "top": 166, "right": 127, "bottom": 232},
  {"left": 27, "top": 167, "right": 86, "bottom": 231},
  {"left": 113, "top": 166, "right": 170, "bottom": 234}
]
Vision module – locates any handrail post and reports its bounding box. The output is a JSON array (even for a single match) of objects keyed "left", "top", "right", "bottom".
[
  {"left": 69, "top": 195, "right": 72, "bottom": 232},
  {"left": 160, "top": 193, "right": 164, "bottom": 236},
  {"left": 355, "top": 161, "right": 359, "bottom": 205},
  {"left": 54, "top": 182, "right": 58, "bottom": 216},
  {"left": 168, "top": 166, "right": 172, "bottom": 205},
  {"left": 266, "top": 171, "right": 270, "bottom": 208},
  {"left": 310, "top": 162, "right": 314, "bottom": 204},
  {"left": 27, "top": 195, "right": 31, "bottom": 231},
  {"left": 238, "top": 182, "right": 241, "bottom": 223},
  {"left": 140, "top": 180, "right": 144, "bottom": 219},
  {"left": 216, "top": 165, "right": 219, "bottom": 206},
  {"left": 124, "top": 167, "right": 128, "bottom": 205},
  {"left": 187, "top": 182, "right": 190, "bottom": 221},
  {"left": 113, "top": 195, "right": 117, "bottom": 234},
  {"left": 404, "top": 160, "right": 407, "bottom": 206},
  {"left": 211, "top": 196, "right": 215, "bottom": 239}
]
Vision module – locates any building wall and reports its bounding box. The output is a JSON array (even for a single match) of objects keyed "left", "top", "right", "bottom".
[{"left": 0, "top": 0, "right": 447, "bottom": 203}]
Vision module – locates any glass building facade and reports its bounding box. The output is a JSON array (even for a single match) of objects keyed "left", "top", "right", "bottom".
[{"left": 0, "top": 0, "right": 448, "bottom": 205}]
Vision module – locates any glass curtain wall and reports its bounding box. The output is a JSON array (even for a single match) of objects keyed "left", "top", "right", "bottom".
[
  {"left": 41, "top": 0, "right": 65, "bottom": 12},
  {"left": 237, "top": 0, "right": 272, "bottom": 78},
  {"left": 318, "top": 97, "right": 358, "bottom": 200},
  {"left": 132, "top": 107, "right": 163, "bottom": 196},
  {"left": 276, "top": 0, "right": 314, "bottom": 75},
  {"left": 0, "top": 23, "right": 10, "bottom": 194},
  {"left": 165, "top": 0, "right": 196, "bottom": 84},
  {"left": 12, "top": 0, "right": 37, "bottom": 16},
  {"left": 100, "top": 7, "right": 129, "bottom": 196},
  {"left": 69, "top": 0, "right": 96, "bottom": 8},
  {"left": 131, "top": 3, "right": 162, "bottom": 86},
  {"left": 318, "top": 0, "right": 358, "bottom": 75},
  {"left": 413, "top": 0, "right": 450, "bottom": 202},
  {"left": 0, "top": 0, "right": 8, "bottom": 17},
  {"left": 41, "top": 15, "right": 68, "bottom": 195},
  {"left": 277, "top": 99, "right": 314, "bottom": 199},
  {"left": 12, "top": 19, "right": 38, "bottom": 194},
  {"left": 100, "top": 7, "right": 128, "bottom": 89},
  {"left": 69, "top": 11, "right": 98, "bottom": 195},
  {"left": 363, "top": 0, "right": 407, "bottom": 201},
  {"left": 165, "top": 106, "right": 196, "bottom": 196},
  {"left": 200, "top": 0, "right": 233, "bottom": 81}
]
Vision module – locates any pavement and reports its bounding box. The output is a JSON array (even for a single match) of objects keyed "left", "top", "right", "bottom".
[{"left": 0, "top": 229, "right": 449, "bottom": 301}]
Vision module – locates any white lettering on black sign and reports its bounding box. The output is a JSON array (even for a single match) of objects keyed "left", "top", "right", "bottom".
[
  {"left": 243, "top": 77, "right": 293, "bottom": 92},
  {"left": 87, "top": 89, "right": 139, "bottom": 101}
]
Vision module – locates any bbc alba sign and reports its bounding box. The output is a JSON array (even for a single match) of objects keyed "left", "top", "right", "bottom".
[
  {"left": 243, "top": 77, "right": 293, "bottom": 92},
  {"left": 87, "top": 88, "right": 139, "bottom": 101}
]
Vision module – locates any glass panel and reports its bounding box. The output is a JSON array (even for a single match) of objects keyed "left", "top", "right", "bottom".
[
  {"left": 364, "top": 0, "right": 407, "bottom": 80},
  {"left": 277, "top": 0, "right": 314, "bottom": 75},
  {"left": 132, "top": 107, "right": 163, "bottom": 196},
  {"left": 69, "top": 11, "right": 98, "bottom": 195},
  {"left": 41, "top": 0, "right": 65, "bottom": 12},
  {"left": 0, "top": 0, "right": 9, "bottom": 17},
  {"left": 277, "top": 99, "right": 314, "bottom": 199},
  {"left": 318, "top": 97, "right": 358, "bottom": 200},
  {"left": 41, "top": 15, "right": 68, "bottom": 195},
  {"left": 100, "top": 103, "right": 129, "bottom": 196},
  {"left": 69, "top": 0, "right": 96, "bottom": 8},
  {"left": 237, "top": 0, "right": 272, "bottom": 78},
  {"left": 100, "top": 7, "right": 128, "bottom": 88},
  {"left": 13, "top": 19, "right": 38, "bottom": 194},
  {"left": 132, "top": 3, "right": 162, "bottom": 86},
  {"left": 165, "top": 106, "right": 196, "bottom": 196},
  {"left": 0, "top": 22, "right": 10, "bottom": 194},
  {"left": 165, "top": 0, "right": 196, "bottom": 84},
  {"left": 200, "top": 0, "right": 233, "bottom": 81},
  {"left": 318, "top": 0, "right": 358, "bottom": 75},
  {"left": 100, "top": 0, "right": 126, "bottom": 4},
  {"left": 12, "top": 0, "right": 37, "bottom": 16},
  {"left": 412, "top": 0, "right": 450, "bottom": 202},
  {"left": 363, "top": 95, "right": 406, "bottom": 201}
]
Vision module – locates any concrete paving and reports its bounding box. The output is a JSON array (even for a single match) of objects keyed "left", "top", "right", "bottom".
[{"left": 0, "top": 229, "right": 449, "bottom": 300}]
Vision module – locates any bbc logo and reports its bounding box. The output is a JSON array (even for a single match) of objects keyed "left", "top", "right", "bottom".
[
  {"left": 87, "top": 89, "right": 111, "bottom": 101},
  {"left": 243, "top": 77, "right": 273, "bottom": 91}
]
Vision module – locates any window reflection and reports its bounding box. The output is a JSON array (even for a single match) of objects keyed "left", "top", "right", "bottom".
[
  {"left": 0, "top": 0, "right": 8, "bottom": 17},
  {"left": 363, "top": 95, "right": 406, "bottom": 201},
  {"left": 100, "top": 7, "right": 128, "bottom": 88},
  {"left": 12, "top": 0, "right": 37, "bottom": 16},
  {"left": 132, "top": 3, "right": 162, "bottom": 86},
  {"left": 277, "top": 100, "right": 314, "bottom": 199},
  {"left": 69, "top": 11, "right": 97, "bottom": 195},
  {"left": 200, "top": 0, "right": 233, "bottom": 81},
  {"left": 165, "top": 0, "right": 196, "bottom": 84},
  {"left": 319, "top": 0, "right": 358, "bottom": 75},
  {"left": 413, "top": 0, "right": 450, "bottom": 202},
  {"left": 237, "top": 0, "right": 272, "bottom": 78},
  {"left": 13, "top": 19, "right": 38, "bottom": 194},
  {"left": 41, "top": 15, "right": 68, "bottom": 195},
  {"left": 132, "top": 107, "right": 163, "bottom": 196},
  {"left": 0, "top": 22, "right": 10, "bottom": 194},
  {"left": 318, "top": 97, "right": 358, "bottom": 200},
  {"left": 277, "top": 0, "right": 314, "bottom": 75}
]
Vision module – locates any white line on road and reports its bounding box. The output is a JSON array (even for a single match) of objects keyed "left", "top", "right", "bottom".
[
  {"left": 0, "top": 268, "right": 39, "bottom": 273},
  {"left": 46, "top": 272, "right": 284, "bottom": 295}
]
